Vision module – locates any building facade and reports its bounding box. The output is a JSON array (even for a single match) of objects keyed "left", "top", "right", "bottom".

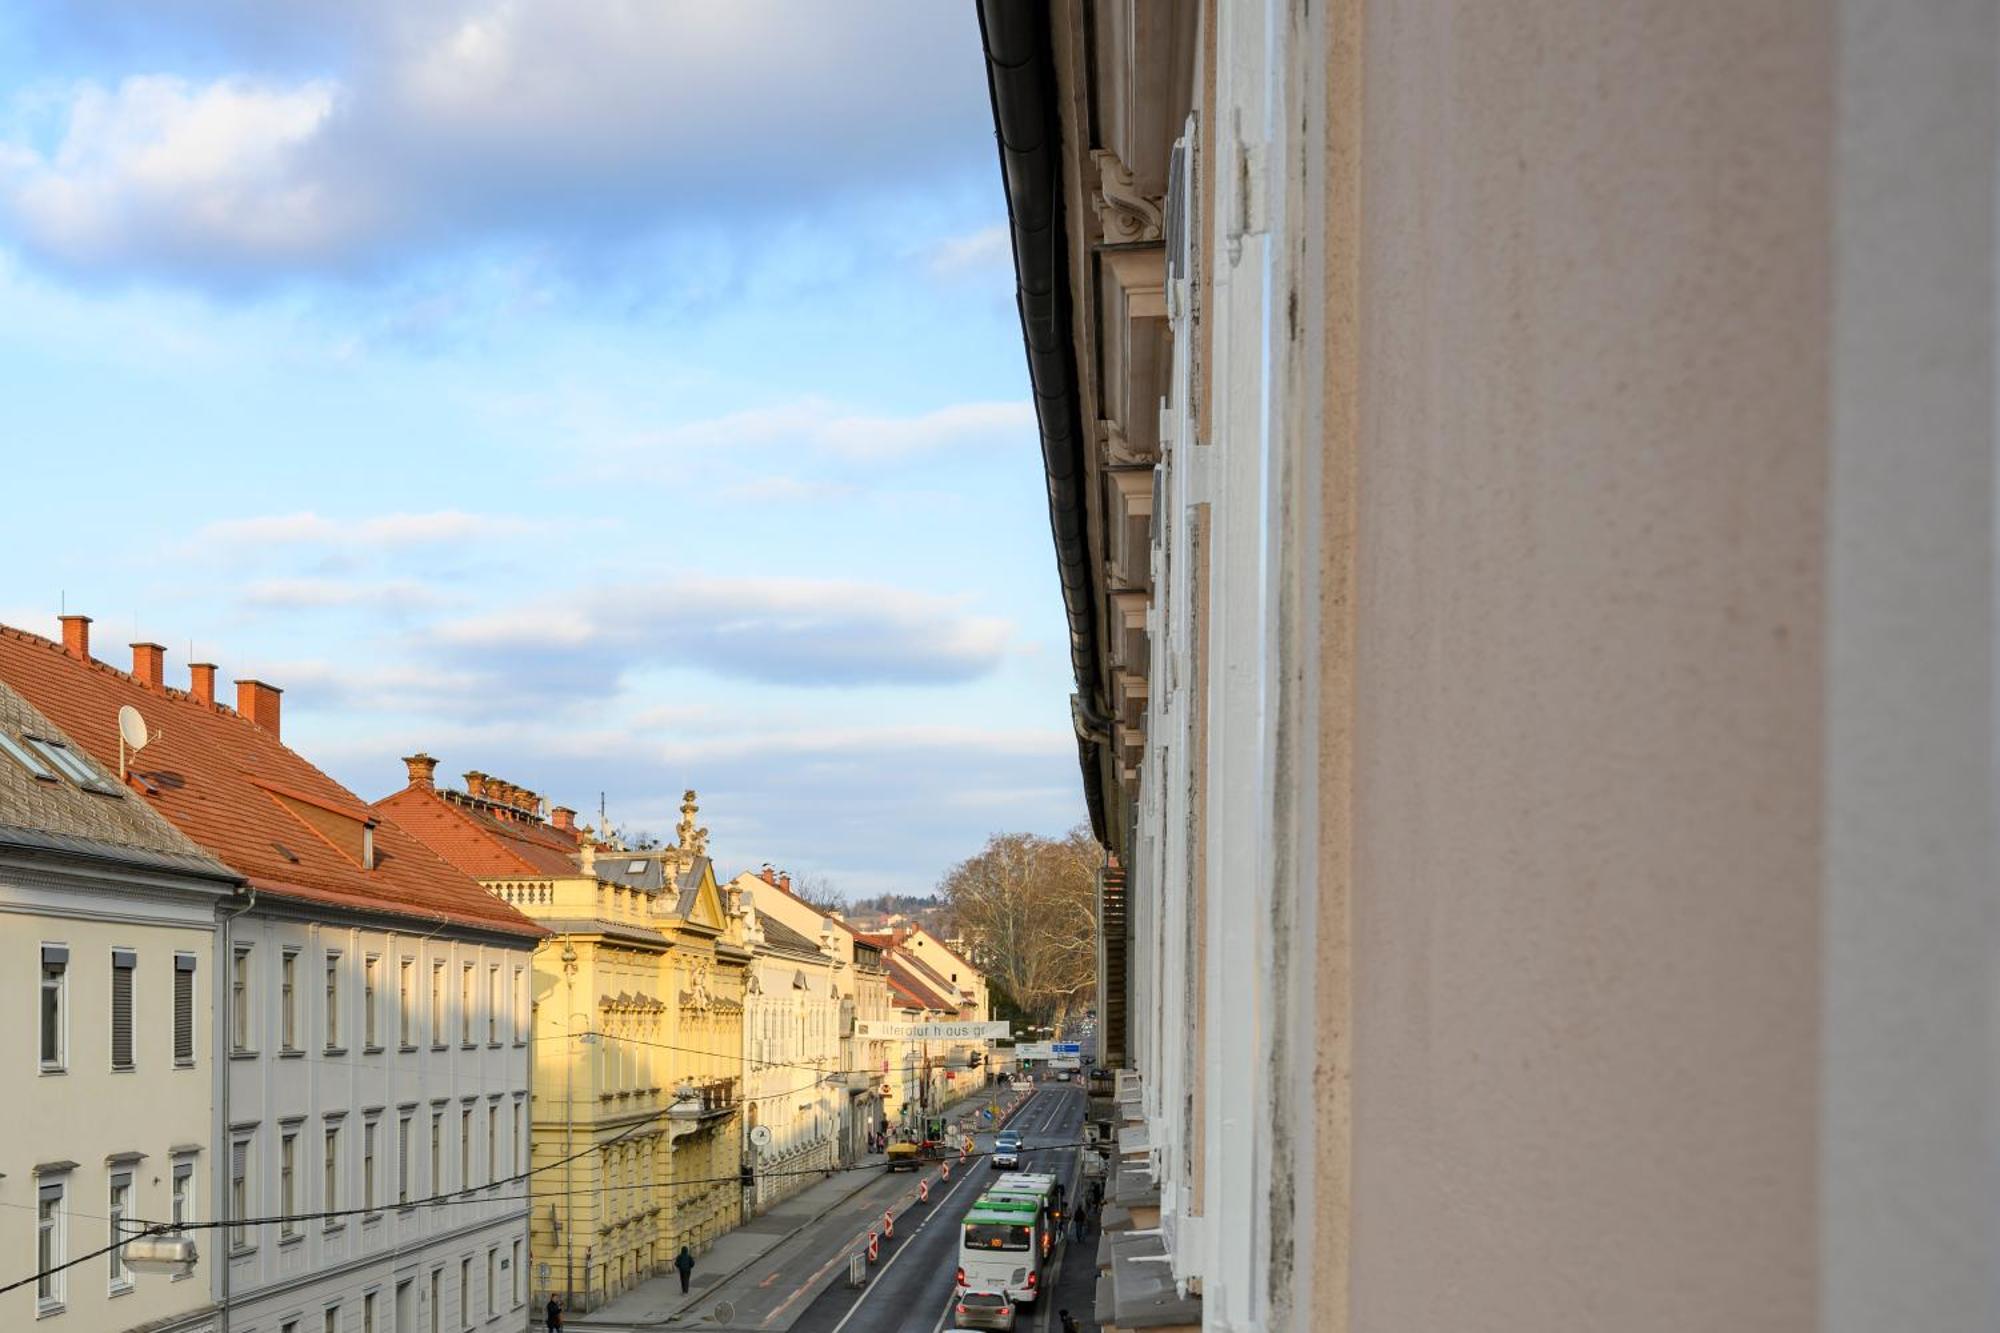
[
  {"left": 0, "top": 619, "right": 544, "bottom": 1333},
  {"left": 0, "top": 679, "right": 238, "bottom": 1333},
  {"left": 980, "top": 1, "right": 2000, "bottom": 1330},
  {"left": 736, "top": 881, "right": 840, "bottom": 1212}
]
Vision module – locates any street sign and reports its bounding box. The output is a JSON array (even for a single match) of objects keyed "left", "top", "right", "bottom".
[
  {"left": 853, "top": 1020, "right": 1012, "bottom": 1041},
  {"left": 1052, "top": 1042, "right": 1082, "bottom": 1054},
  {"left": 1016, "top": 1041, "right": 1054, "bottom": 1059}
]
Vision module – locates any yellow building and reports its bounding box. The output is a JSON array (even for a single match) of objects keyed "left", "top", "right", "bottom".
[{"left": 376, "top": 768, "right": 745, "bottom": 1313}]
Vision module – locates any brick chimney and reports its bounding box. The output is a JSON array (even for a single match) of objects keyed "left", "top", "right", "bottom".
[
  {"left": 464, "top": 771, "right": 488, "bottom": 800},
  {"left": 760, "top": 864, "right": 778, "bottom": 886},
  {"left": 779, "top": 872, "right": 792, "bottom": 893},
  {"left": 58, "top": 615, "right": 91, "bottom": 661},
  {"left": 130, "top": 642, "right": 165, "bottom": 690},
  {"left": 235, "top": 679, "right": 282, "bottom": 737},
  {"left": 189, "top": 663, "right": 217, "bottom": 707},
  {"left": 551, "top": 806, "right": 576, "bottom": 833},
  {"left": 404, "top": 753, "right": 438, "bottom": 790}
]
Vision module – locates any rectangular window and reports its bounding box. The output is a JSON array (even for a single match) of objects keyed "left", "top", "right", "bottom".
[
  {"left": 281, "top": 1130, "right": 298, "bottom": 1236},
  {"left": 430, "top": 1268, "right": 441, "bottom": 1333},
  {"left": 364, "top": 1291, "right": 376, "bottom": 1333},
  {"left": 363, "top": 1119, "right": 378, "bottom": 1211},
  {"left": 513, "top": 1102, "right": 524, "bottom": 1175},
  {"left": 172, "top": 1161, "right": 194, "bottom": 1228},
  {"left": 232, "top": 947, "right": 252, "bottom": 1051},
  {"left": 281, "top": 950, "right": 299, "bottom": 1051},
  {"left": 398, "top": 1114, "right": 412, "bottom": 1205},
  {"left": 487, "top": 1105, "right": 497, "bottom": 1185},
  {"left": 230, "top": 1137, "right": 250, "bottom": 1248},
  {"left": 486, "top": 1248, "right": 496, "bottom": 1318},
  {"left": 37, "top": 1180, "right": 65, "bottom": 1311},
  {"left": 107, "top": 1172, "right": 133, "bottom": 1291},
  {"left": 324, "top": 1125, "right": 340, "bottom": 1216},
  {"left": 431, "top": 963, "right": 445, "bottom": 1046},
  {"left": 460, "top": 1258, "right": 471, "bottom": 1332},
  {"left": 324, "top": 1306, "right": 339, "bottom": 1333},
  {"left": 430, "top": 1112, "right": 442, "bottom": 1195},
  {"left": 487, "top": 965, "right": 499, "bottom": 1043},
  {"left": 399, "top": 959, "right": 414, "bottom": 1046},
  {"left": 0, "top": 729, "right": 56, "bottom": 779},
  {"left": 39, "top": 944, "right": 66, "bottom": 1071},
  {"left": 460, "top": 964, "right": 474, "bottom": 1045},
  {"left": 26, "top": 735, "right": 117, "bottom": 793},
  {"left": 110, "top": 948, "right": 136, "bottom": 1070},
  {"left": 364, "top": 956, "right": 380, "bottom": 1047},
  {"left": 174, "top": 954, "right": 197, "bottom": 1065},
  {"left": 512, "top": 967, "right": 524, "bottom": 1043},
  {"left": 325, "top": 952, "right": 341, "bottom": 1049},
  {"left": 512, "top": 1238, "right": 523, "bottom": 1306},
  {"left": 460, "top": 1108, "right": 472, "bottom": 1189}
]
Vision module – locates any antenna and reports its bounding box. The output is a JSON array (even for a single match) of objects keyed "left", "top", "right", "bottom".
[{"left": 117, "top": 704, "right": 151, "bottom": 781}]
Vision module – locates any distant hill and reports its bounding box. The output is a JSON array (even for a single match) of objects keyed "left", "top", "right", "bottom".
[{"left": 842, "top": 893, "right": 952, "bottom": 936}]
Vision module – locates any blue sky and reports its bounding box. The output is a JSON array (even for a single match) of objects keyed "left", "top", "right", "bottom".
[{"left": 0, "top": 1, "right": 1084, "bottom": 896}]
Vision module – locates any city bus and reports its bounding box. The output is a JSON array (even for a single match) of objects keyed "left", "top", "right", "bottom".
[
  {"left": 977, "top": 1191, "right": 1052, "bottom": 1257},
  {"left": 957, "top": 1203, "right": 1042, "bottom": 1305}
]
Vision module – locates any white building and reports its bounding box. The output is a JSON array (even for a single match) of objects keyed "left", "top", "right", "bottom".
[
  {"left": 735, "top": 880, "right": 841, "bottom": 1212},
  {"left": 0, "top": 619, "right": 546, "bottom": 1333},
  {"left": 0, "top": 679, "right": 239, "bottom": 1333}
]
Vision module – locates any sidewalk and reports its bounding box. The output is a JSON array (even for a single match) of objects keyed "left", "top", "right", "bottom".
[{"left": 573, "top": 1083, "right": 1024, "bottom": 1330}]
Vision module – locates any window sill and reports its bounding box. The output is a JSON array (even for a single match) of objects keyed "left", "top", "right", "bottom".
[
  {"left": 173, "top": 1059, "right": 195, "bottom": 1070},
  {"left": 110, "top": 1064, "right": 135, "bottom": 1074},
  {"left": 38, "top": 1066, "right": 66, "bottom": 1077},
  {"left": 278, "top": 1232, "right": 303, "bottom": 1247},
  {"left": 431, "top": 1044, "right": 448, "bottom": 1053},
  {"left": 362, "top": 1211, "right": 383, "bottom": 1224},
  {"left": 108, "top": 1281, "right": 134, "bottom": 1298},
  {"left": 363, "top": 1045, "right": 384, "bottom": 1055},
  {"left": 278, "top": 1049, "right": 304, "bottom": 1060},
  {"left": 324, "top": 1223, "right": 345, "bottom": 1236},
  {"left": 228, "top": 1243, "right": 257, "bottom": 1259},
  {"left": 487, "top": 1041, "right": 502, "bottom": 1049},
  {"left": 35, "top": 1300, "right": 64, "bottom": 1320},
  {"left": 324, "top": 1046, "right": 348, "bottom": 1057}
]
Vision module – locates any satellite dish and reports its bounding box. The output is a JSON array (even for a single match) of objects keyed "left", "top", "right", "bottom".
[{"left": 118, "top": 705, "right": 149, "bottom": 751}]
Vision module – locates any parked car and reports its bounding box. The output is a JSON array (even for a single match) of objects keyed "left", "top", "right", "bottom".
[
  {"left": 954, "top": 1289, "right": 1017, "bottom": 1330},
  {"left": 992, "top": 1131, "right": 1023, "bottom": 1169}
]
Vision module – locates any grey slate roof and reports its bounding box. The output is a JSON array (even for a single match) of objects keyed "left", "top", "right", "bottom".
[
  {"left": 0, "top": 680, "right": 236, "bottom": 883},
  {"left": 592, "top": 852, "right": 669, "bottom": 893}
]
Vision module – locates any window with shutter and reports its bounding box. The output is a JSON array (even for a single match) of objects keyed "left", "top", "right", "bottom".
[
  {"left": 110, "top": 950, "right": 135, "bottom": 1070},
  {"left": 174, "top": 954, "right": 196, "bottom": 1065}
]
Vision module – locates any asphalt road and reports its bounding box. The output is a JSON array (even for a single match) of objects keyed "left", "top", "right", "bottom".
[{"left": 790, "top": 1085, "right": 1088, "bottom": 1333}]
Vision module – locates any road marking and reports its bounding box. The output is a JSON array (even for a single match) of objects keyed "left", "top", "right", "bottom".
[{"left": 823, "top": 1160, "right": 980, "bottom": 1333}]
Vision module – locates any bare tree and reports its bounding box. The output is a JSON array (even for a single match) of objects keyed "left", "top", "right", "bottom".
[
  {"left": 790, "top": 872, "right": 847, "bottom": 914},
  {"left": 938, "top": 825, "right": 1100, "bottom": 1027}
]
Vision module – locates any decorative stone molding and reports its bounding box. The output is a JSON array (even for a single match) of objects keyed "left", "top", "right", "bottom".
[
  {"left": 1100, "top": 419, "right": 1157, "bottom": 468},
  {"left": 1092, "top": 148, "right": 1165, "bottom": 245}
]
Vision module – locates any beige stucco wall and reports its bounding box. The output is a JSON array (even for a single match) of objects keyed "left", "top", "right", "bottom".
[{"left": 1344, "top": 2, "right": 1828, "bottom": 1328}]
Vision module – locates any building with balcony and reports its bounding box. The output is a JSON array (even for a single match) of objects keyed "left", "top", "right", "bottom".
[{"left": 980, "top": 1, "right": 2000, "bottom": 1329}]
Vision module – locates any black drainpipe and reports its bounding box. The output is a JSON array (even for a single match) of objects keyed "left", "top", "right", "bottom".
[{"left": 977, "top": 0, "right": 1113, "bottom": 845}]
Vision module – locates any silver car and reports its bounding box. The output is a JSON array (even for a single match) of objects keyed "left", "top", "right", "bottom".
[{"left": 954, "top": 1289, "right": 1016, "bottom": 1330}]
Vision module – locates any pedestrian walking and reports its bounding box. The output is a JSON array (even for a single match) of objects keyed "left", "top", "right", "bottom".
[
  {"left": 1073, "top": 1207, "right": 1088, "bottom": 1241},
  {"left": 674, "top": 1244, "right": 695, "bottom": 1295},
  {"left": 545, "top": 1295, "right": 564, "bottom": 1331},
  {"left": 1059, "top": 1309, "right": 1080, "bottom": 1333}
]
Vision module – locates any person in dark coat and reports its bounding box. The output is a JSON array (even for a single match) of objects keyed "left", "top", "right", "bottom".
[
  {"left": 674, "top": 1244, "right": 696, "bottom": 1294},
  {"left": 545, "top": 1295, "right": 564, "bottom": 1330},
  {"left": 1058, "top": 1310, "right": 1080, "bottom": 1333}
]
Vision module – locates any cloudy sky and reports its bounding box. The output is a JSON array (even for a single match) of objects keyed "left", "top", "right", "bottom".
[{"left": 0, "top": 1, "right": 1084, "bottom": 896}]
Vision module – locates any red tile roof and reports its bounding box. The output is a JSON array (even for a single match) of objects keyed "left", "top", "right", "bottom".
[
  {"left": 0, "top": 623, "right": 542, "bottom": 939},
  {"left": 373, "top": 782, "right": 582, "bottom": 880},
  {"left": 884, "top": 954, "right": 959, "bottom": 1012}
]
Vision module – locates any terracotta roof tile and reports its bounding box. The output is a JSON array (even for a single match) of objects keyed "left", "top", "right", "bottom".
[
  {"left": 373, "top": 784, "right": 581, "bottom": 880},
  {"left": 0, "top": 623, "right": 542, "bottom": 939}
]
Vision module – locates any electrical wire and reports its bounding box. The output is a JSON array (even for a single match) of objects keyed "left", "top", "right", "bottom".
[{"left": 3, "top": 1091, "right": 1085, "bottom": 1297}]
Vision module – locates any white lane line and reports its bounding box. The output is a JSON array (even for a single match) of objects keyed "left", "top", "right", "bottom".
[{"left": 825, "top": 1157, "right": 980, "bottom": 1333}]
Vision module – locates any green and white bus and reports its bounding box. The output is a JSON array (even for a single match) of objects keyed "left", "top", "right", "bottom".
[{"left": 957, "top": 1203, "right": 1043, "bottom": 1305}]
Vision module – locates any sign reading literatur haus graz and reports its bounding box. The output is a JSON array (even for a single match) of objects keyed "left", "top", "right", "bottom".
[{"left": 852, "top": 1020, "right": 1013, "bottom": 1041}]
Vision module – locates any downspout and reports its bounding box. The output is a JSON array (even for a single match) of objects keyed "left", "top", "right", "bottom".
[
  {"left": 214, "top": 884, "right": 256, "bottom": 1333},
  {"left": 977, "top": 0, "right": 1115, "bottom": 845}
]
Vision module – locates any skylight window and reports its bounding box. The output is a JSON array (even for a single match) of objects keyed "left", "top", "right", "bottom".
[
  {"left": 627, "top": 860, "right": 648, "bottom": 874},
  {"left": 24, "top": 737, "right": 120, "bottom": 796},
  {"left": 0, "top": 731, "right": 57, "bottom": 781}
]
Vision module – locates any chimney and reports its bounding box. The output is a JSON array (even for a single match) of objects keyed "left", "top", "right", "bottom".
[
  {"left": 404, "top": 753, "right": 439, "bottom": 790},
  {"left": 235, "top": 679, "right": 282, "bottom": 737},
  {"left": 552, "top": 806, "right": 576, "bottom": 833},
  {"left": 130, "top": 642, "right": 166, "bottom": 690},
  {"left": 464, "top": 771, "right": 488, "bottom": 801},
  {"left": 761, "top": 865, "right": 778, "bottom": 887},
  {"left": 58, "top": 615, "right": 91, "bottom": 661},
  {"left": 779, "top": 872, "right": 792, "bottom": 894},
  {"left": 189, "top": 663, "right": 217, "bottom": 707}
]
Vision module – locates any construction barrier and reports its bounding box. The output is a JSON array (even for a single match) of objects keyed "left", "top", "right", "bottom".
[
  {"left": 883, "top": 1209, "right": 895, "bottom": 1239},
  {"left": 919, "top": 1178, "right": 931, "bottom": 1203},
  {"left": 867, "top": 1231, "right": 880, "bottom": 1263},
  {"left": 941, "top": 1161, "right": 951, "bottom": 1180}
]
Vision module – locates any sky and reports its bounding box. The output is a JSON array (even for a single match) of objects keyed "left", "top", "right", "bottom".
[{"left": 0, "top": 1, "right": 1085, "bottom": 898}]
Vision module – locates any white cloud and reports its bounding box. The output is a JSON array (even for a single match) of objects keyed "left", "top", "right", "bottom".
[
  {"left": 238, "top": 577, "right": 441, "bottom": 611},
  {"left": 927, "top": 224, "right": 1012, "bottom": 278},
  {"left": 595, "top": 399, "right": 1035, "bottom": 473},
  {"left": 194, "top": 509, "right": 557, "bottom": 551},
  {"left": 0, "top": 2, "right": 995, "bottom": 282}
]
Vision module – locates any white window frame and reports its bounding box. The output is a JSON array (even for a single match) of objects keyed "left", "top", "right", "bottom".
[
  {"left": 37, "top": 1177, "right": 67, "bottom": 1315},
  {"left": 230, "top": 1134, "right": 253, "bottom": 1250},
  {"left": 363, "top": 1117, "right": 379, "bottom": 1213},
  {"left": 323, "top": 1123, "right": 341, "bottom": 1223},
  {"left": 364, "top": 955, "right": 380, "bottom": 1049},
  {"left": 398, "top": 1112, "right": 413, "bottom": 1206},
  {"left": 173, "top": 952, "right": 197, "bottom": 1066},
  {"left": 399, "top": 959, "right": 415, "bottom": 1048},
  {"left": 487, "top": 965, "right": 499, "bottom": 1044},
  {"left": 281, "top": 949, "right": 299, "bottom": 1052},
  {"left": 39, "top": 945, "right": 67, "bottom": 1073},
  {"left": 324, "top": 951, "right": 341, "bottom": 1051},
  {"left": 233, "top": 946, "right": 253, "bottom": 1052},
  {"left": 280, "top": 1128, "right": 299, "bottom": 1237},
  {"left": 460, "top": 964, "right": 474, "bottom": 1047},
  {"left": 109, "top": 948, "right": 136, "bottom": 1072},
  {"left": 108, "top": 1170, "right": 134, "bottom": 1294},
  {"left": 431, "top": 962, "right": 446, "bottom": 1048}
]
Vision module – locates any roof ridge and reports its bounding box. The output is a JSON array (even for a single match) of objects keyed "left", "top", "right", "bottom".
[{"left": 0, "top": 622, "right": 265, "bottom": 733}]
